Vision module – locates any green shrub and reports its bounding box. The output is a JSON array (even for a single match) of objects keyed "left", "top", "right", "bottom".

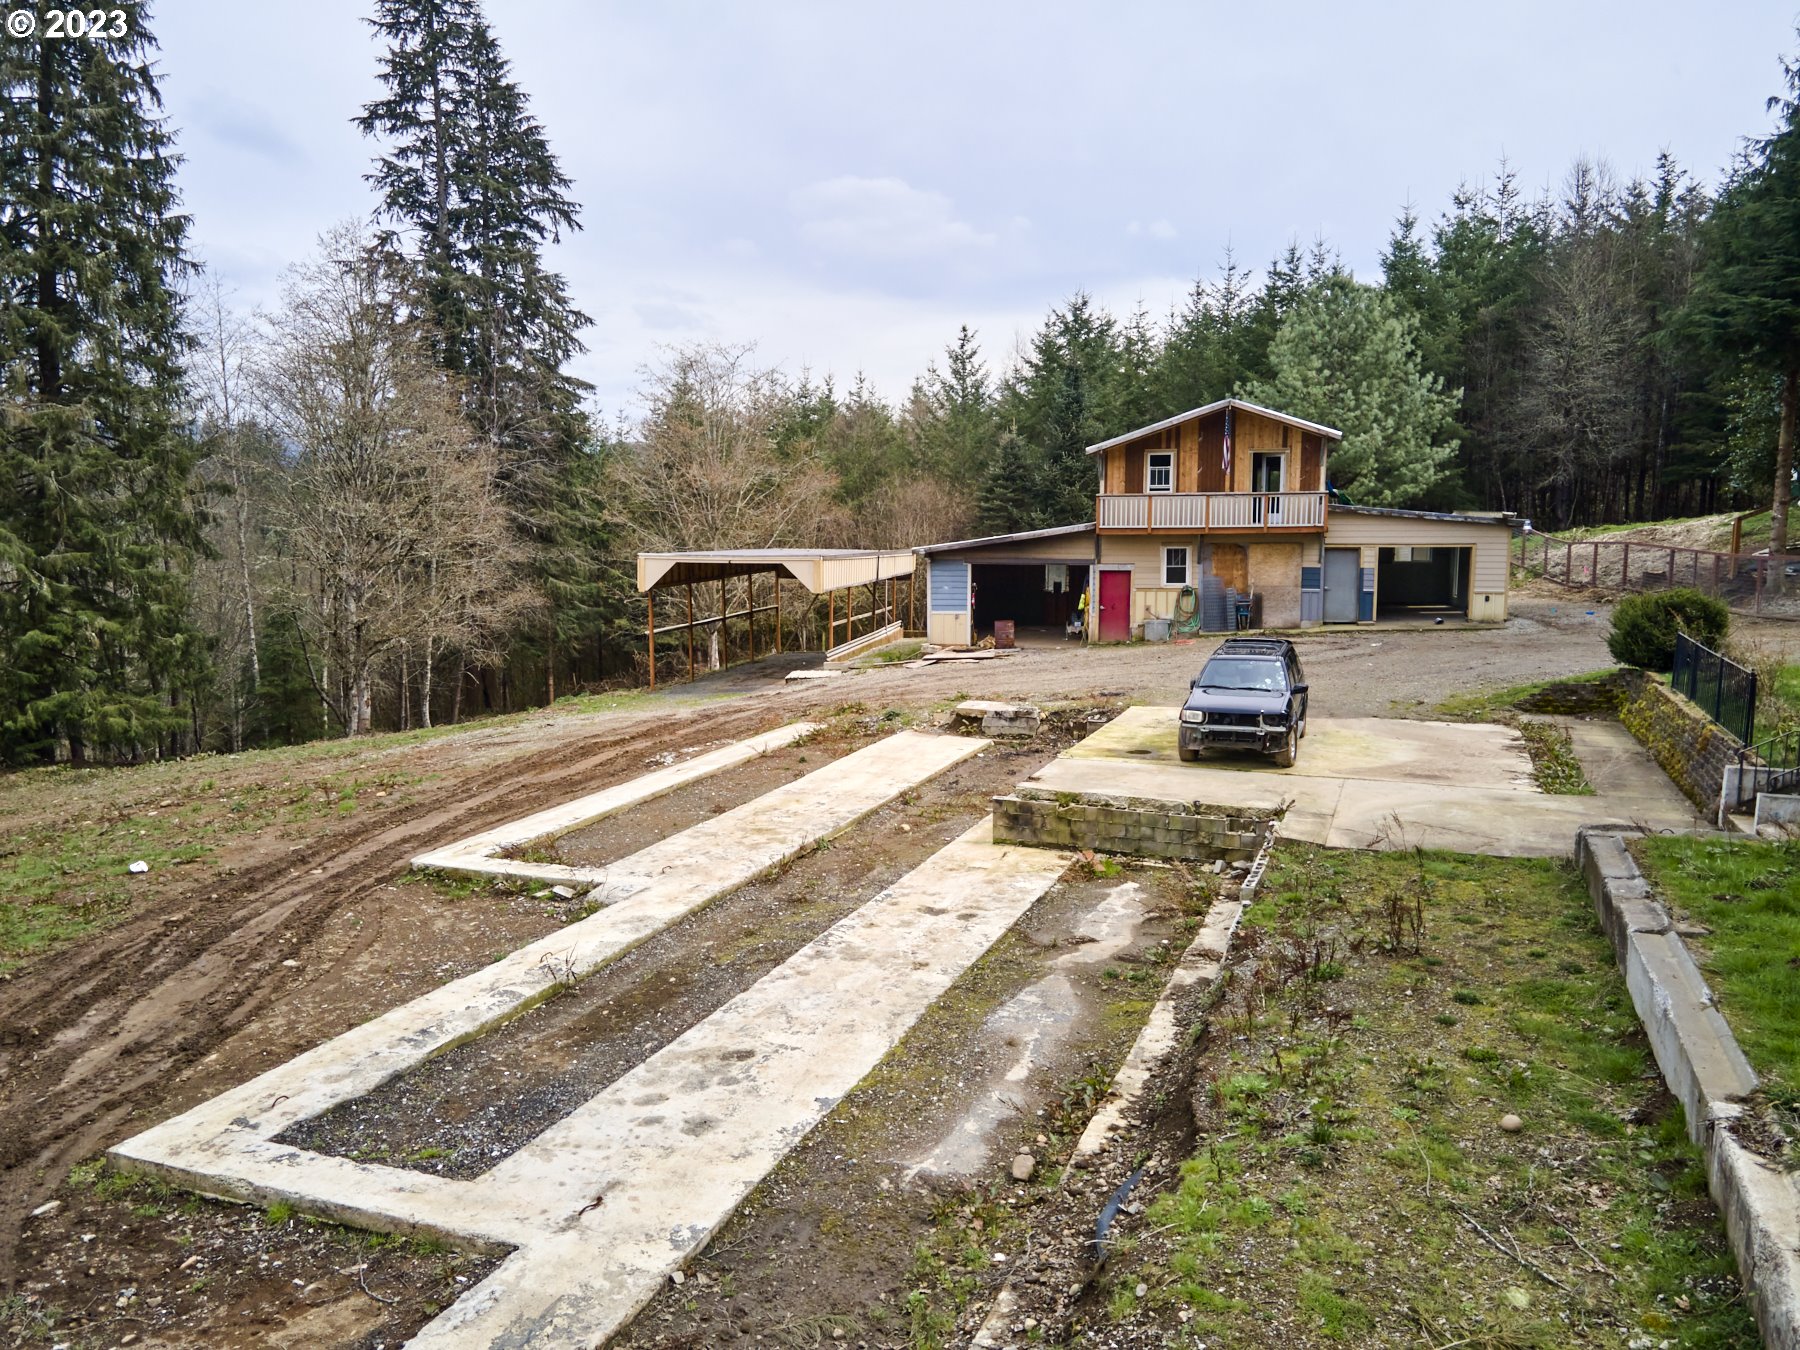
[{"left": 1606, "top": 588, "right": 1729, "bottom": 671}]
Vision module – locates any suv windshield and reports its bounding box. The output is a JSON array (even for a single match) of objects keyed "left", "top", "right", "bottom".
[{"left": 1194, "top": 657, "right": 1287, "bottom": 692}]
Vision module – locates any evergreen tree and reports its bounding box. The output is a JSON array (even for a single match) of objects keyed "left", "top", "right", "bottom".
[
  {"left": 358, "top": 0, "right": 589, "bottom": 464},
  {"left": 1680, "top": 38, "right": 1800, "bottom": 561},
  {"left": 358, "top": 0, "right": 597, "bottom": 692},
  {"left": 911, "top": 325, "right": 996, "bottom": 485},
  {"left": 976, "top": 430, "right": 1040, "bottom": 535},
  {"left": 0, "top": 3, "right": 209, "bottom": 765},
  {"left": 1153, "top": 251, "right": 1261, "bottom": 410},
  {"left": 1248, "top": 275, "right": 1460, "bottom": 507}
]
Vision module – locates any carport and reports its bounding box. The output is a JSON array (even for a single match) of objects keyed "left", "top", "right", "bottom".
[
  {"left": 916, "top": 524, "right": 1096, "bottom": 647},
  {"left": 636, "top": 548, "right": 916, "bottom": 686}
]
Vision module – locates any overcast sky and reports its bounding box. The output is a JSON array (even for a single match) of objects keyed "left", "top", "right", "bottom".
[{"left": 153, "top": 1, "right": 1799, "bottom": 418}]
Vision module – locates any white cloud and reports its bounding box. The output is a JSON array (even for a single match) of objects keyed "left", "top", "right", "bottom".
[
  {"left": 1126, "top": 218, "right": 1178, "bottom": 240},
  {"left": 790, "top": 176, "right": 996, "bottom": 259}
]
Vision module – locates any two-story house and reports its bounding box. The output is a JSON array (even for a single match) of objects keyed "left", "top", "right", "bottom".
[
  {"left": 1087, "top": 398, "right": 1512, "bottom": 638},
  {"left": 914, "top": 398, "right": 1513, "bottom": 645}
]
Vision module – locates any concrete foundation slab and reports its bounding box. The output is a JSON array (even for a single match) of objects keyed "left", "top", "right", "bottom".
[
  {"left": 120, "top": 817, "right": 1068, "bottom": 1349},
  {"left": 1030, "top": 711, "right": 1703, "bottom": 859},
  {"left": 1069, "top": 708, "right": 1535, "bottom": 791},
  {"left": 109, "top": 731, "right": 988, "bottom": 1279},
  {"left": 411, "top": 721, "right": 820, "bottom": 887}
]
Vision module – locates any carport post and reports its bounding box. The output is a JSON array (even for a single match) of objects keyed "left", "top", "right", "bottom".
[
  {"left": 686, "top": 584, "right": 695, "bottom": 682},
  {"left": 828, "top": 590, "right": 835, "bottom": 653},
  {"left": 748, "top": 572, "right": 756, "bottom": 663},
  {"left": 647, "top": 589, "right": 655, "bottom": 691},
  {"left": 774, "top": 572, "right": 782, "bottom": 653}
]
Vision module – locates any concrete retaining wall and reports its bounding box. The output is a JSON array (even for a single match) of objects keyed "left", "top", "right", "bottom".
[
  {"left": 992, "top": 789, "right": 1267, "bottom": 863},
  {"left": 1616, "top": 670, "right": 1745, "bottom": 815},
  {"left": 1576, "top": 828, "right": 1800, "bottom": 1348}
]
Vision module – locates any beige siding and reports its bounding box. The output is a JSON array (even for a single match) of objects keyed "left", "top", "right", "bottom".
[
  {"left": 1099, "top": 533, "right": 1195, "bottom": 625},
  {"left": 1322, "top": 511, "right": 1512, "bottom": 621}
]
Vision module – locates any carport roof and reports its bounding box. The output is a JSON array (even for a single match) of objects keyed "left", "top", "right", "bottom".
[
  {"left": 913, "top": 522, "right": 1095, "bottom": 555},
  {"left": 635, "top": 548, "right": 916, "bottom": 594}
]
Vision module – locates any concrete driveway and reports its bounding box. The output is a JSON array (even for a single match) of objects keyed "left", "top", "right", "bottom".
[{"left": 1030, "top": 708, "right": 1706, "bottom": 858}]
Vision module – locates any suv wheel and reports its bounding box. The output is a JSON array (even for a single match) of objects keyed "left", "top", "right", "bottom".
[
  {"left": 1272, "top": 723, "right": 1298, "bottom": 768},
  {"left": 1178, "top": 744, "right": 1201, "bottom": 763}
]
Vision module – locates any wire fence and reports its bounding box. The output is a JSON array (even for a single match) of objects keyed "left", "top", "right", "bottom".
[
  {"left": 1671, "top": 632, "right": 1758, "bottom": 745},
  {"left": 1513, "top": 532, "right": 1800, "bottom": 619}
]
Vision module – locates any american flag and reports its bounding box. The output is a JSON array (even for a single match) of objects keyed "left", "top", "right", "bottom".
[{"left": 1222, "top": 406, "right": 1233, "bottom": 479}]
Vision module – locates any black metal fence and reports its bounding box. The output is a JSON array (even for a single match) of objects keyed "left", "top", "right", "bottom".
[
  {"left": 1730, "top": 727, "right": 1800, "bottom": 812},
  {"left": 1671, "top": 633, "right": 1757, "bottom": 745}
]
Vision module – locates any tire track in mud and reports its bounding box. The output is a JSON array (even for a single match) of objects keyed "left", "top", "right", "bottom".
[{"left": 0, "top": 698, "right": 799, "bottom": 1289}]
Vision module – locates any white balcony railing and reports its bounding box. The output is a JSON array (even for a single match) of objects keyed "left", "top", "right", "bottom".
[{"left": 1096, "top": 491, "right": 1327, "bottom": 531}]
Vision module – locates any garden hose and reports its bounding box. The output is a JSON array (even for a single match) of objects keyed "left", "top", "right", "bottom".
[{"left": 1172, "top": 584, "right": 1205, "bottom": 636}]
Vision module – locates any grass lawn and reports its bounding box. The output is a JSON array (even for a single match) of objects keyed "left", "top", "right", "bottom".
[
  {"left": 1097, "top": 846, "right": 1753, "bottom": 1348},
  {"left": 1637, "top": 835, "right": 1800, "bottom": 1124}
]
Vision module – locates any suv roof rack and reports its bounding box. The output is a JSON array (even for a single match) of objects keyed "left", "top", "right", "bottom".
[{"left": 1214, "top": 637, "right": 1292, "bottom": 656}]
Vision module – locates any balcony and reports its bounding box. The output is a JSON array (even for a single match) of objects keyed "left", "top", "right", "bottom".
[{"left": 1096, "top": 491, "right": 1328, "bottom": 532}]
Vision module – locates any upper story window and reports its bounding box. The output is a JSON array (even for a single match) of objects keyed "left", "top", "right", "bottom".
[
  {"left": 1147, "top": 451, "right": 1173, "bottom": 492},
  {"left": 1252, "top": 452, "right": 1284, "bottom": 493}
]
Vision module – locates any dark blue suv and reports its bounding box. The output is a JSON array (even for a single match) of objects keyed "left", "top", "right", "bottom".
[{"left": 1178, "top": 638, "right": 1309, "bottom": 767}]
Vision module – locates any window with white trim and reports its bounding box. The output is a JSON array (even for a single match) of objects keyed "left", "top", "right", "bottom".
[
  {"left": 1163, "top": 546, "right": 1190, "bottom": 586},
  {"left": 1147, "top": 451, "right": 1173, "bottom": 492}
]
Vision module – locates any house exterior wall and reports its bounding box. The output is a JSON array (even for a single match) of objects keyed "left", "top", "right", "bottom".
[
  {"left": 1094, "top": 532, "right": 1311, "bottom": 630},
  {"left": 1097, "top": 406, "right": 1329, "bottom": 498},
  {"left": 1320, "top": 513, "right": 1511, "bottom": 621}
]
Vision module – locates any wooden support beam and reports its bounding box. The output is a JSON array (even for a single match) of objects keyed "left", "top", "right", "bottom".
[
  {"left": 686, "top": 583, "right": 695, "bottom": 683},
  {"left": 748, "top": 573, "right": 756, "bottom": 663},
  {"left": 647, "top": 589, "right": 656, "bottom": 691},
  {"left": 775, "top": 574, "right": 782, "bottom": 653}
]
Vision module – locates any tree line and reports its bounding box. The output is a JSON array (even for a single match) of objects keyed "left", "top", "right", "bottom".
[{"left": 3, "top": 2, "right": 1798, "bottom": 764}]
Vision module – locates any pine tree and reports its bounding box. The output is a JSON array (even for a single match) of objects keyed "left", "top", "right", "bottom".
[
  {"left": 912, "top": 325, "right": 995, "bottom": 484},
  {"left": 0, "top": 3, "right": 208, "bottom": 765},
  {"left": 357, "top": 0, "right": 590, "bottom": 467},
  {"left": 976, "top": 430, "right": 1040, "bottom": 535},
  {"left": 1247, "top": 275, "right": 1460, "bottom": 507},
  {"left": 1681, "top": 38, "right": 1800, "bottom": 562},
  {"left": 358, "top": 0, "right": 597, "bottom": 692}
]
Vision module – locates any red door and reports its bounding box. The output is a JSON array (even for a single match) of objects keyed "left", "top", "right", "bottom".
[{"left": 1098, "top": 570, "right": 1130, "bottom": 642}]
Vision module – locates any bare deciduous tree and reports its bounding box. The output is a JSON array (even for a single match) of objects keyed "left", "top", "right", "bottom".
[
  {"left": 608, "top": 342, "right": 837, "bottom": 550},
  {"left": 255, "top": 221, "right": 532, "bottom": 735}
]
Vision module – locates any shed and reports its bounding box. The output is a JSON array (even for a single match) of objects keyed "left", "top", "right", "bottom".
[{"left": 915, "top": 523, "right": 1097, "bottom": 646}]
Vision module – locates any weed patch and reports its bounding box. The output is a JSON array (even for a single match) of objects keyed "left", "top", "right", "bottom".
[{"left": 1092, "top": 845, "right": 1752, "bottom": 1349}]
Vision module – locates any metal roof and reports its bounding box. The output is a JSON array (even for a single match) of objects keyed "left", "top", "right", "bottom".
[
  {"left": 1085, "top": 398, "right": 1344, "bottom": 456},
  {"left": 636, "top": 548, "right": 916, "bottom": 594},
  {"left": 913, "top": 522, "right": 1095, "bottom": 555},
  {"left": 1330, "top": 504, "right": 1516, "bottom": 527}
]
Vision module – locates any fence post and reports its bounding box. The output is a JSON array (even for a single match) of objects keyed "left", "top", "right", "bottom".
[{"left": 1622, "top": 541, "right": 1630, "bottom": 588}]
